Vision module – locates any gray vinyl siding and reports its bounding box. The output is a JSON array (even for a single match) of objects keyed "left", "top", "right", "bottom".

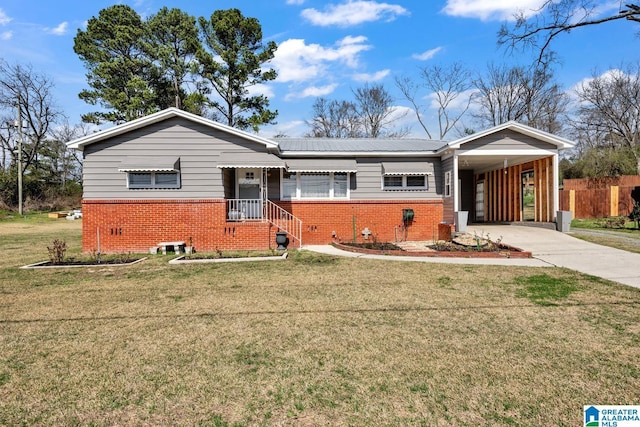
[
  {"left": 351, "top": 157, "right": 441, "bottom": 200},
  {"left": 83, "top": 117, "right": 273, "bottom": 200},
  {"left": 460, "top": 129, "right": 557, "bottom": 151},
  {"left": 442, "top": 157, "right": 455, "bottom": 223}
]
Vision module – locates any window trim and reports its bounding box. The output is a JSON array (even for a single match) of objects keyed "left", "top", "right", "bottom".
[
  {"left": 444, "top": 170, "right": 452, "bottom": 197},
  {"left": 280, "top": 171, "right": 350, "bottom": 200},
  {"left": 382, "top": 174, "right": 430, "bottom": 190},
  {"left": 126, "top": 171, "right": 181, "bottom": 189}
]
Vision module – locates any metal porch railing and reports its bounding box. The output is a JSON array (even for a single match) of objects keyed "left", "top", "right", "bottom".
[{"left": 226, "top": 199, "right": 303, "bottom": 247}]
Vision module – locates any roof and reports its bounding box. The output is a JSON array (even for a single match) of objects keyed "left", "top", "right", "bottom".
[
  {"left": 66, "top": 108, "right": 279, "bottom": 151},
  {"left": 275, "top": 138, "right": 445, "bottom": 156},
  {"left": 444, "top": 121, "right": 575, "bottom": 151}
]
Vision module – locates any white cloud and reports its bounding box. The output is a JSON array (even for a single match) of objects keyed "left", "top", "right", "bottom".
[
  {"left": 569, "top": 68, "right": 629, "bottom": 102},
  {"left": 46, "top": 22, "right": 68, "bottom": 36},
  {"left": 246, "top": 83, "right": 275, "bottom": 99},
  {"left": 286, "top": 0, "right": 306, "bottom": 4},
  {"left": 301, "top": 0, "right": 409, "bottom": 27},
  {"left": 412, "top": 47, "right": 443, "bottom": 61},
  {"left": 1, "top": 31, "right": 12, "bottom": 40},
  {"left": 260, "top": 120, "right": 307, "bottom": 138},
  {"left": 272, "top": 36, "right": 372, "bottom": 83},
  {"left": 0, "top": 8, "right": 12, "bottom": 26},
  {"left": 441, "top": 0, "right": 547, "bottom": 21},
  {"left": 426, "top": 88, "right": 479, "bottom": 111},
  {"left": 286, "top": 83, "right": 339, "bottom": 100},
  {"left": 569, "top": 1, "right": 619, "bottom": 24},
  {"left": 352, "top": 69, "right": 390, "bottom": 82}
]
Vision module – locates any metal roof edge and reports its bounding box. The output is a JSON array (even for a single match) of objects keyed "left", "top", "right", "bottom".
[
  {"left": 443, "top": 121, "right": 575, "bottom": 151},
  {"left": 66, "top": 108, "right": 280, "bottom": 151}
]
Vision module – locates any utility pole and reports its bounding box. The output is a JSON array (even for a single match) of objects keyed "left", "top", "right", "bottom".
[{"left": 16, "top": 95, "right": 23, "bottom": 216}]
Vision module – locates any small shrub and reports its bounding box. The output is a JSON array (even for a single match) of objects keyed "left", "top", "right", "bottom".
[
  {"left": 47, "top": 239, "right": 67, "bottom": 265},
  {"left": 603, "top": 216, "right": 627, "bottom": 229},
  {"left": 629, "top": 201, "right": 640, "bottom": 229}
]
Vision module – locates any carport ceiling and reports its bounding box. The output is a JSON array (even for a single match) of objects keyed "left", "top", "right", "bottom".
[{"left": 457, "top": 154, "right": 550, "bottom": 172}]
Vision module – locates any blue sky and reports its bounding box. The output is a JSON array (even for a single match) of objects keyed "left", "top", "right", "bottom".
[{"left": 1, "top": 0, "right": 638, "bottom": 138}]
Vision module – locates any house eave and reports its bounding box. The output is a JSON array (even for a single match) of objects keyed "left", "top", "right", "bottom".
[
  {"left": 440, "top": 121, "right": 575, "bottom": 152},
  {"left": 278, "top": 151, "right": 439, "bottom": 158},
  {"left": 66, "top": 108, "right": 280, "bottom": 151}
]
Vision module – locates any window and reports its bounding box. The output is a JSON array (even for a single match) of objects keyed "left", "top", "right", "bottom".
[
  {"left": 383, "top": 176, "right": 403, "bottom": 188},
  {"left": 444, "top": 171, "right": 452, "bottom": 197},
  {"left": 282, "top": 171, "right": 297, "bottom": 199},
  {"left": 406, "top": 175, "right": 426, "bottom": 187},
  {"left": 127, "top": 171, "right": 180, "bottom": 189},
  {"left": 281, "top": 171, "right": 350, "bottom": 200},
  {"left": 334, "top": 173, "right": 348, "bottom": 198},
  {"left": 383, "top": 174, "right": 429, "bottom": 190}
]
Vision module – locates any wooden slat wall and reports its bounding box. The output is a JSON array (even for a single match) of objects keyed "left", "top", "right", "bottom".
[
  {"left": 478, "top": 156, "right": 554, "bottom": 222},
  {"left": 559, "top": 186, "right": 637, "bottom": 219}
]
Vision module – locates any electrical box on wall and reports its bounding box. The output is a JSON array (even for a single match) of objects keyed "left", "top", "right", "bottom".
[{"left": 402, "top": 208, "right": 414, "bottom": 223}]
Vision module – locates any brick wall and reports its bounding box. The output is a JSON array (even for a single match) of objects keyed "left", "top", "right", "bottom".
[
  {"left": 276, "top": 200, "right": 443, "bottom": 245},
  {"left": 82, "top": 199, "right": 444, "bottom": 253},
  {"left": 82, "top": 199, "right": 275, "bottom": 253}
]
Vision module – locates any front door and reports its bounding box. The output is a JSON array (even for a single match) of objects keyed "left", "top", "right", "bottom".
[
  {"left": 237, "top": 168, "right": 262, "bottom": 219},
  {"left": 521, "top": 170, "right": 535, "bottom": 221},
  {"left": 475, "top": 180, "right": 485, "bottom": 222}
]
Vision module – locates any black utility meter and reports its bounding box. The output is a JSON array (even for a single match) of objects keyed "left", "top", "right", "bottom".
[{"left": 402, "top": 208, "right": 414, "bottom": 223}]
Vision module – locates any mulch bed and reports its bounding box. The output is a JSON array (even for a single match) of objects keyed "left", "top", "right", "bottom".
[{"left": 333, "top": 241, "right": 532, "bottom": 258}]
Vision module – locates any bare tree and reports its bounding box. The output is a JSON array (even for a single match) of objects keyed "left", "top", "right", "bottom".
[
  {"left": 395, "top": 62, "right": 473, "bottom": 140},
  {"left": 472, "top": 62, "right": 567, "bottom": 133},
  {"left": 49, "top": 122, "right": 89, "bottom": 186},
  {"left": 353, "top": 83, "right": 406, "bottom": 138},
  {"left": 306, "top": 98, "right": 361, "bottom": 138},
  {"left": 499, "top": 1, "right": 640, "bottom": 63},
  {"left": 307, "top": 84, "right": 407, "bottom": 138},
  {"left": 0, "top": 60, "right": 64, "bottom": 173},
  {"left": 573, "top": 64, "right": 640, "bottom": 173}
]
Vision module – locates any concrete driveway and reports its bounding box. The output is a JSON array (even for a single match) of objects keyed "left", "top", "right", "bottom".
[{"left": 467, "top": 224, "right": 640, "bottom": 289}]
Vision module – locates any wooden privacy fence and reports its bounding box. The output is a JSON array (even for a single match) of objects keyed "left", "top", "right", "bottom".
[{"left": 559, "top": 176, "right": 640, "bottom": 219}]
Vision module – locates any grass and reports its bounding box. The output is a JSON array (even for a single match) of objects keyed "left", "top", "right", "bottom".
[
  {"left": 571, "top": 217, "right": 639, "bottom": 232},
  {"left": 569, "top": 217, "right": 640, "bottom": 253},
  {"left": 1, "top": 216, "right": 640, "bottom": 425}
]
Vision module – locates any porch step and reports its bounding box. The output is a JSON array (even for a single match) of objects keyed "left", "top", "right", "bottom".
[{"left": 491, "top": 221, "right": 557, "bottom": 230}]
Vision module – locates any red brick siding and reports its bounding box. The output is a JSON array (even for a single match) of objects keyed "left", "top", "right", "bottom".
[
  {"left": 276, "top": 200, "right": 443, "bottom": 244},
  {"left": 82, "top": 200, "right": 275, "bottom": 253},
  {"left": 82, "top": 199, "right": 444, "bottom": 253}
]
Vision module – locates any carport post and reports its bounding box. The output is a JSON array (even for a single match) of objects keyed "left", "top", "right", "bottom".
[
  {"left": 453, "top": 154, "right": 459, "bottom": 213},
  {"left": 553, "top": 153, "right": 560, "bottom": 221}
]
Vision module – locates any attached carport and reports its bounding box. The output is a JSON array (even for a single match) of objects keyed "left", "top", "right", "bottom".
[{"left": 440, "top": 121, "right": 575, "bottom": 225}]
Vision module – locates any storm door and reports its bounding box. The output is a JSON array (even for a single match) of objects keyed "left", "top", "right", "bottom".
[{"left": 236, "top": 168, "right": 262, "bottom": 219}]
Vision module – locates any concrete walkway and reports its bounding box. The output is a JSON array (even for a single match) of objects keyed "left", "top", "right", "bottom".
[
  {"left": 468, "top": 224, "right": 640, "bottom": 288},
  {"left": 303, "top": 225, "right": 640, "bottom": 288}
]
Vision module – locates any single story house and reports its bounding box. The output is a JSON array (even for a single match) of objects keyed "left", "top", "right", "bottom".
[{"left": 67, "top": 108, "right": 574, "bottom": 253}]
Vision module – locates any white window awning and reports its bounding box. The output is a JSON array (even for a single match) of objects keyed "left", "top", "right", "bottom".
[
  {"left": 382, "top": 162, "right": 433, "bottom": 175},
  {"left": 216, "top": 152, "right": 286, "bottom": 169},
  {"left": 118, "top": 157, "right": 180, "bottom": 172},
  {"left": 286, "top": 159, "right": 357, "bottom": 173}
]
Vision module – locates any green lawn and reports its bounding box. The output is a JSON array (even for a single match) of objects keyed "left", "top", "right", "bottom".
[{"left": 1, "top": 216, "right": 639, "bottom": 426}]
